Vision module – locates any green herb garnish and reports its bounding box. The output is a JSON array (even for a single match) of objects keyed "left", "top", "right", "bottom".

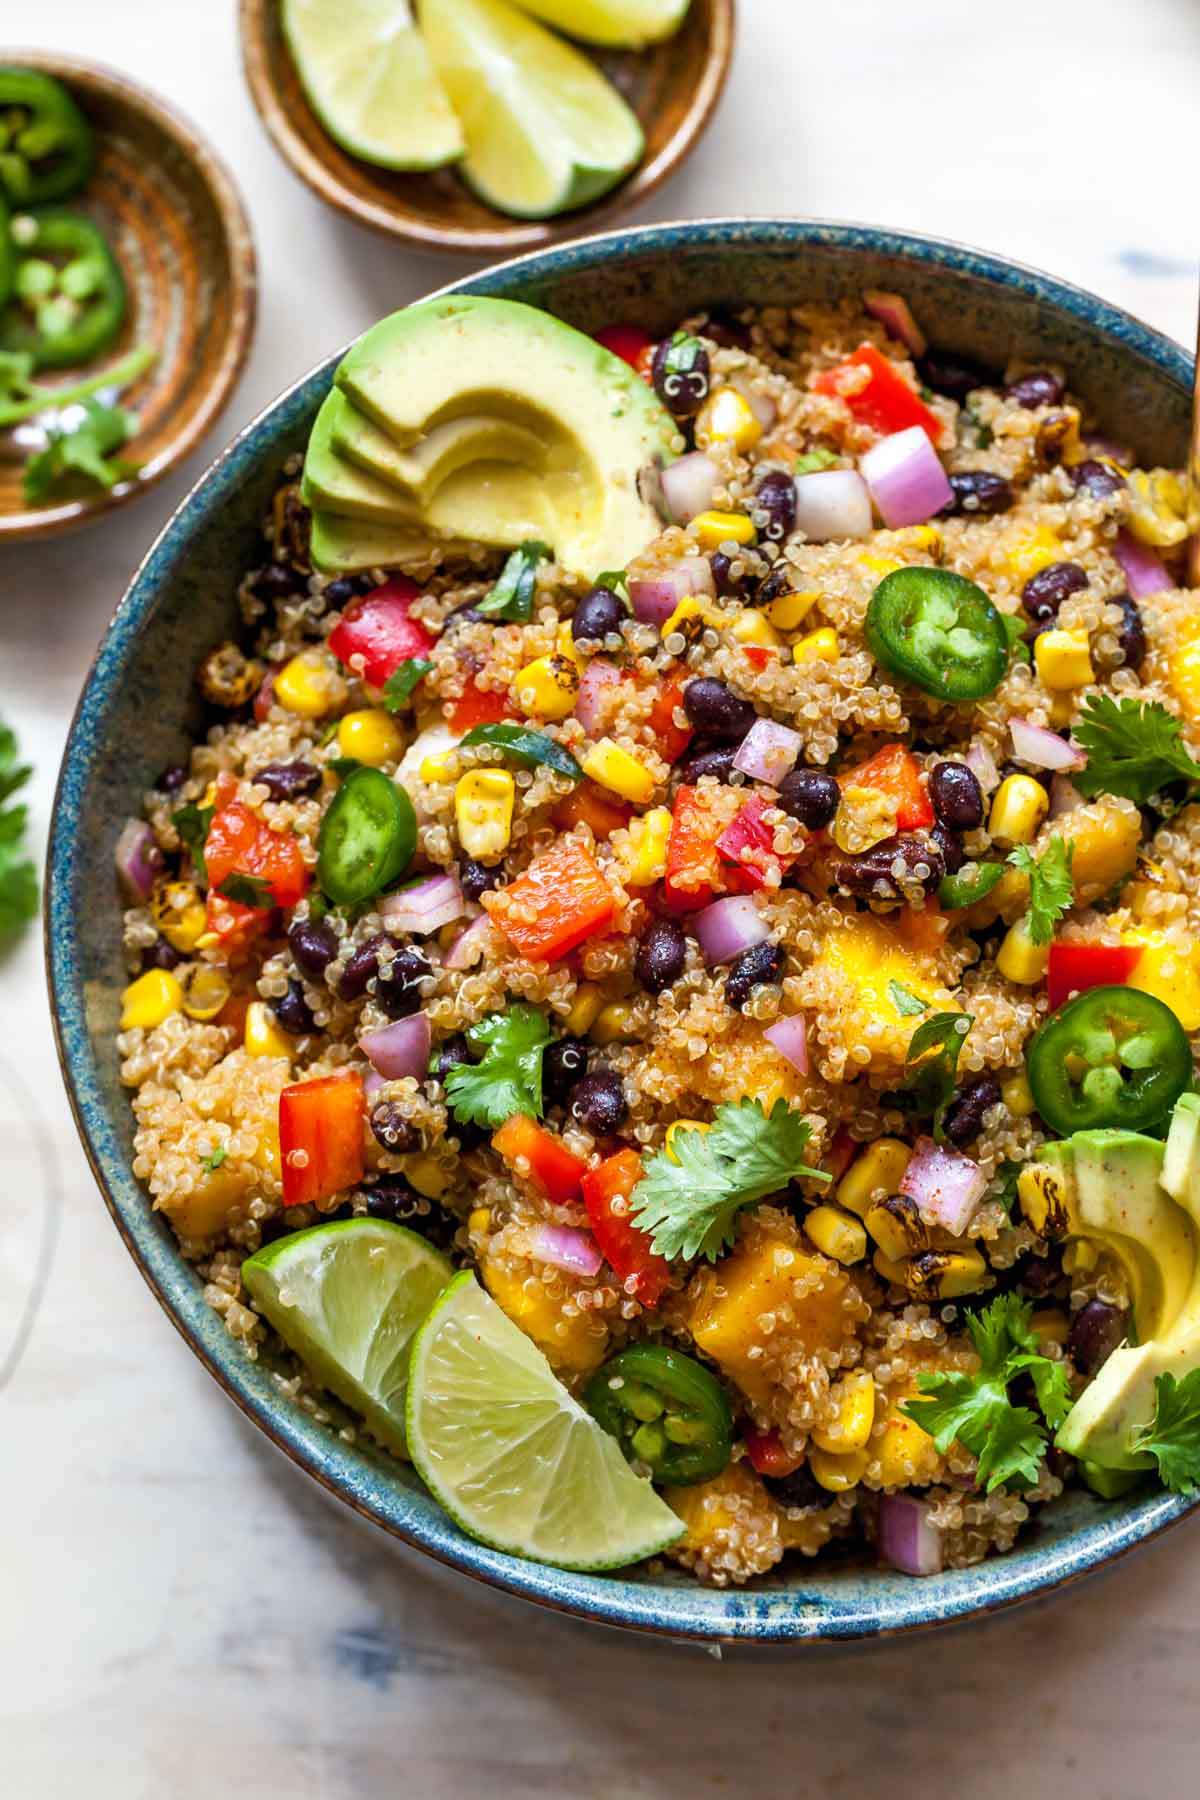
[
  {"left": 890, "top": 1011, "right": 974, "bottom": 1138},
  {"left": 171, "top": 801, "right": 214, "bottom": 884},
  {"left": 592, "top": 568, "right": 630, "bottom": 597},
  {"left": 1007, "top": 834, "right": 1075, "bottom": 946},
  {"left": 794, "top": 448, "right": 839, "bottom": 475},
  {"left": 22, "top": 397, "right": 139, "bottom": 504},
  {"left": 381, "top": 660, "right": 434, "bottom": 710},
  {"left": 1129, "top": 1369, "right": 1200, "bottom": 1494},
  {"left": 0, "top": 721, "right": 38, "bottom": 936},
  {"left": 198, "top": 1144, "right": 228, "bottom": 1172},
  {"left": 1074, "top": 694, "right": 1200, "bottom": 804},
  {"left": 477, "top": 540, "right": 551, "bottom": 623},
  {"left": 216, "top": 872, "right": 274, "bottom": 910},
  {"left": 443, "top": 1004, "right": 552, "bottom": 1128},
  {"left": 888, "top": 980, "right": 928, "bottom": 1017},
  {"left": 0, "top": 341, "right": 155, "bottom": 428},
  {"left": 460, "top": 723, "right": 582, "bottom": 782}
]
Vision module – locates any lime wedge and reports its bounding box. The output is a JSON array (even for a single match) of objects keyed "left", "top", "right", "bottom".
[
  {"left": 509, "top": 0, "right": 691, "bottom": 49},
  {"left": 406, "top": 1272, "right": 684, "bottom": 1569},
  {"left": 242, "top": 1220, "right": 452, "bottom": 1456},
  {"left": 282, "top": 0, "right": 465, "bottom": 171},
  {"left": 417, "top": 0, "right": 644, "bottom": 219}
]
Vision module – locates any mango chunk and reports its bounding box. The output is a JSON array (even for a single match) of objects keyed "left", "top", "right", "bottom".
[
  {"left": 816, "top": 915, "right": 959, "bottom": 1070},
  {"left": 481, "top": 1254, "right": 608, "bottom": 1376}
]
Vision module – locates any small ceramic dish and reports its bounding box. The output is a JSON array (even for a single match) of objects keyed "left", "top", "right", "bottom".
[
  {"left": 0, "top": 51, "right": 256, "bottom": 542},
  {"left": 237, "top": 0, "right": 735, "bottom": 254}
]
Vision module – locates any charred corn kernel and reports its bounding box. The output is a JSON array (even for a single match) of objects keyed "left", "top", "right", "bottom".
[
  {"left": 556, "top": 621, "right": 582, "bottom": 667},
  {"left": 661, "top": 595, "right": 719, "bottom": 644},
  {"left": 665, "top": 1119, "right": 711, "bottom": 1163},
  {"left": 337, "top": 708, "right": 403, "bottom": 766},
  {"left": 591, "top": 1001, "right": 638, "bottom": 1046},
  {"left": 804, "top": 1205, "right": 867, "bottom": 1265},
  {"left": 1003, "top": 522, "right": 1064, "bottom": 583},
  {"left": 1035, "top": 627, "right": 1094, "bottom": 692},
  {"left": 468, "top": 1207, "right": 491, "bottom": 1235},
  {"left": 764, "top": 588, "right": 819, "bottom": 631},
  {"left": 729, "top": 607, "right": 783, "bottom": 650},
  {"left": 623, "top": 806, "right": 672, "bottom": 886},
  {"left": 997, "top": 916, "right": 1051, "bottom": 985},
  {"left": 1063, "top": 1238, "right": 1098, "bottom": 1275},
  {"left": 691, "top": 509, "right": 756, "bottom": 551},
  {"left": 565, "top": 983, "right": 605, "bottom": 1035},
  {"left": 836, "top": 1137, "right": 912, "bottom": 1218},
  {"left": 1031, "top": 1310, "right": 1070, "bottom": 1348},
  {"left": 581, "top": 738, "right": 656, "bottom": 804},
  {"left": 1002, "top": 1071, "right": 1036, "bottom": 1116},
  {"left": 865, "top": 1193, "right": 928, "bottom": 1262},
  {"left": 905, "top": 1248, "right": 988, "bottom": 1300},
  {"left": 514, "top": 653, "right": 579, "bottom": 721},
  {"left": 420, "top": 749, "right": 459, "bottom": 782},
  {"left": 1017, "top": 1164, "right": 1065, "bottom": 1238},
  {"left": 179, "top": 964, "right": 231, "bottom": 1022},
  {"left": 408, "top": 1155, "right": 449, "bottom": 1199},
  {"left": 808, "top": 1445, "right": 870, "bottom": 1493},
  {"left": 695, "top": 385, "right": 762, "bottom": 453},
  {"left": 988, "top": 772, "right": 1049, "bottom": 847},
  {"left": 812, "top": 1371, "right": 876, "bottom": 1453},
  {"left": 455, "top": 768, "right": 514, "bottom": 858},
  {"left": 274, "top": 648, "right": 340, "bottom": 718},
  {"left": 152, "top": 880, "right": 207, "bottom": 953},
  {"left": 792, "top": 626, "right": 840, "bottom": 665},
  {"left": 873, "top": 1248, "right": 910, "bottom": 1287},
  {"left": 120, "top": 968, "right": 183, "bottom": 1030},
  {"left": 243, "top": 1000, "right": 294, "bottom": 1059},
  {"left": 1127, "top": 468, "right": 1189, "bottom": 547}
]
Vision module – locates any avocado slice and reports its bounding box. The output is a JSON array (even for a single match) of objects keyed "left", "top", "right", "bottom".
[
  {"left": 303, "top": 402, "right": 426, "bottom": 525},
  {"left": 309, "top": 512, "right": 464, "bottom": 577},
  {"left": 327, "top": 391, "right": 548, "bottom": 502}
]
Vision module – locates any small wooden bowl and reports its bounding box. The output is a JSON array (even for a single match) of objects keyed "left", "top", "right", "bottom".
[
  {"left": 0, "top": 52, "right": 257, "bottom": 542},
  {"left": 238, "top": 0, "right": 735, "bottom": 254}
]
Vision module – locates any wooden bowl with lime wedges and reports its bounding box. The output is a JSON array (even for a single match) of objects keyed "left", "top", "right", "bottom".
[{"left": 238, "top": 0, "right": 734, "bottom": 253}]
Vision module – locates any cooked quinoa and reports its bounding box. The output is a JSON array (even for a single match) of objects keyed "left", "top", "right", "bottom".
[{"left": 116, "top": 293, "right": 1200, "bottom": 1584}]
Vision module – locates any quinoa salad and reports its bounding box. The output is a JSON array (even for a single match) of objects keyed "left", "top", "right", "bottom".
[{"left": 114, "top": 290, "right": 1200, "bottom": 1585}]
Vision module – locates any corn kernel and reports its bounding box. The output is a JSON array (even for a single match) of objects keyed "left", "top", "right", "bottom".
[
  {"left": 455, "top": 768, "right": 514, "bottom": 858},
  {"left": 244, "top": 1000, "right": 294, "bottom": 1059},
  {"left": 274, "top": 648, "right": 341, "bottom": 718},
  {"left": 337, "top": 708, "right": 403, "bottom": 767},
  {"left": 420, "top": 749, "right": 459, "bottom": 783},
  {"left": 996, "top": 916, "right": 1050, "bottom": 985},
  {"left": 729, "top": 607, "right": 783, "bottom": 650},
  {"left": 666, "top": 1119, "right": 711, "bottom": 1163},
  {"left": 858, "top": 553, "right": 903, "bottom": 579},
  {"left": 1126, "top": 468, "right": 1189, "bottom": 547},
  {"left": 1002, "top": 1071, "right": 1035, "bottom": 1116},
  {"left": 622, "top": 806, "right": 672, "bottom": 887},
  {"left": 864, "top": 1193, "right": 928, "bottom": 1262},
  {"left": 812, "top": 1371, "right": 876, "bottom": 1453},
  {"left": 120, "top": 968, "right": 183, "bottom": 1030},
  {"left": 873, "top": 1248, "right": 910, "bottom": 1287},
  {"left": 591, "top": 1001, "right": 638, "bottom": 1046},
  {"left": 792, "top": 626, "right": 839, "bottom": 665},
  {"left": 808, "top": 1445, "right": 870, "bottom": 1492},
  {"left": 565, "top": 983, "right": 605, "bottom": 1035},
  {"left": 804, "top": 1205, "right": 867, "bottom": 1265},
  {"left": 836, "top": 1137, "right": 911, "bottom": 1218},
  {"left": 409, "top": 1155, "right": 449, "bottom": 1199},
  {"left": 468, "top": 1207, "right": 491, "bottom": 1235},
  {"left": 1035, "top": 627, "right": 1094, "bottom": 692},
  {"left": 661, "top": 595, "right": 719, "bottom": 644},
  {"left": 581, "top": 738, "right": 656, "bottom": 804},
  {"left": 988, "top": 772, "right": 1049, "bottom": 846},
  {"left": 898, "top": 524, "right": 944, "bottom": 560},
  {"left": 1003, "top": 522, "right": 1064, "bottom": 583},
  {"left": 180, "top": 964, "right": 231, "bottom": 1022},
  {"left": 1170, "top": 626, "right": 1200, "bottom": 722},
  {"left": 152, "top": 880, "right": 207, "bottom": 954},
  {"left": 690, "top": 510, "right": 756, "bottom": 550},
  {"left": 556, "top": 621, "right": 582, "bottom": 667},
  {"left": 764, "top": 589, "right": 819, "bottom": 632},
  {"left": 695, "top": 385, "right": 762, "bottom": 453},
  {"left": 1030, "top": 1310, "right": 1070, "bottom": 1348},
  {"left": 905, "top": 1248, "right": 988, "bottom": 1300},
  {"left": 1063, "top": 1239, "right": 1098, "bottom": 1275},
  {"left": 514, "top": 653, "right": 579, "bottom": 721}
]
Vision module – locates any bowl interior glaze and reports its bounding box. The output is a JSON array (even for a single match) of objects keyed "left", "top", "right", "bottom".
[{"left": 47, "top": 220, "right": 1196, "bottom": 1644}]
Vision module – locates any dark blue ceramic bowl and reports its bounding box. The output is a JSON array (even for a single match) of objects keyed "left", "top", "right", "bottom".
[{"left": 47, "top": 219, "right": 1198, "bottom": 1643}]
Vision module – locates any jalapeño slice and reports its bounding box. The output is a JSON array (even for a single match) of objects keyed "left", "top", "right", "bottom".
[
  {"left": 866, "top": 566, "right": 1010, "bottom": 702},
  {"left": 585, "top": 1345, "right": 732, "bottom": 1487},
  {"left": 1026, "top": 985, "right": 1192, "bottom": 1136},
  {"left": 316, "top": 765, "right": 415, "bottom": 906}
]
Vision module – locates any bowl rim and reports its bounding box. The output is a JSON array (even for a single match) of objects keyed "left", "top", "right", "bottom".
[
  {"left": 236, "top": 0, "right": 736, "bottom": 253},
  {"left": 0, "top": 46, "right": 258, "bottom": 541},
  {"left": 46, "top": 215, "right": 1199, "bottom": 1644}
]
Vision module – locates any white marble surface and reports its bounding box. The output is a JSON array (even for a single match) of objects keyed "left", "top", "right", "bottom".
[{"left": 5, "top": 1, "right": 1200, "bottom": 1792}]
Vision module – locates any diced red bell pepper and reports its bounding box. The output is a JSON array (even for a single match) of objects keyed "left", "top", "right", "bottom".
[
  {"left": 553, "top": 781, "right": 633, "bottom": 840},
  {"left": 203, "top": 798, "right": 310, "bottom": 953},
  {"left": 446, "top": 680, "right": 513, "bottom": 734},
  {"left": 647, "top": 673, "right": 694, "bottom": 765},
  {"left": 493, "top": 1115, "right": 588, "bottom": 1204},
  {"left": 742, "top": 1427, "right": 804, "bottom": 1480},
  {"left": 594, "top": 323, "right": 655, "bottom": 370},
  {"left": 838, "top": 743, "right": 934, "bottom": 832},
  {"left": 742, "top": 646, "right": 774, "bottom": 671},
  {"left": 1046, "top": 941, "right": 1143, "bottom": 1011},
  {"left": 279, "top": 1072, "right": 365, "bottom": 1209},
  {"left": 327, "top": 578, "right": 436, "bottom": 689},
  {"left": 716, "top": 793, "right": 796, "bottom": 890},
  {"left": 486, "top": 838, "right": 617, "bottom": 961},
  {"left": 581, "top": 1148, "right": 671, "bottom": 1307},
  {"left": 813, "top": 343, "right": 942, "bottom": 446}
]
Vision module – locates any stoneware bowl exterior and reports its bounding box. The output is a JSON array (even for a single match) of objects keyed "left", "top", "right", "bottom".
[{"left": 47, "top": 219, "right": 1198, "bottom": 1645}]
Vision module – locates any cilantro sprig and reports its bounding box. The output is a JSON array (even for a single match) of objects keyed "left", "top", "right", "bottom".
[
  {"left": 23, "top": 397, "right": 140, "bottom": 504},
  {"left": 477, "top": 541, "right": 551, "bottom": 623},
  {"left": 1008, "top": 834, "right": 1075, "bottom": 946},
  {"left": 443, "top": 1005, "right": 551, "bottom": 1128},
  {"left": 1074, "top": 694, "right": 1200, "bottom": 804},
  {"left": 1130, "top": 1369, "right": 1200, "bottom": 1494},
  {"left": 888, "top": 1012, "right": 974, "bottom": 1139},
  {"left": 0, "top": 722, "right": 38, "bottom": 937},
  {"left": 630, "top": 1098, "right": 830, "bottom": 1263},
  {"left": 901, "top": 1293, "right": 1072, "bottom": 1492},
  {"left": 382, "top": 660, "right": 433, "bottom": 711}
]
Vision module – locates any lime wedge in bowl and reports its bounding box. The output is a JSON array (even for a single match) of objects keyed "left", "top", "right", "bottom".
[
  {"left": 282, "top": 0, "right": 465, "bottom": 171},
  {"left": 509, "top": 0, "right": 692, "bottom": 49},
  {"left": 417, "top": 0, "right": 644, "bottom": 219},
  {"left": 406, "top": 1271, "right": 684, "bottom": 1569},
  {"left": 242, "top": 1220, "right": 452, "bottom": 1456}
]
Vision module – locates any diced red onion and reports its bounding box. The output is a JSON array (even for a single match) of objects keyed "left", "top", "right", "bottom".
[
  {"left": 1049, "top": 772, "right": 1084, "bottom": 819},
  {"left": 358, "top": 1012, "right": 431, "bottom": 1081},
  {"left": 864, "top": 290, "right": 928, "bottom": 359},
  {"left": 793, "top": 469, "right": 873, "bottom": 542},
  {"left": 1115, "top": 528, "right": 1172, "bottom": 599},
  {"left": 115, "top": 817, "right": 163, "bottom": 903},
  {"left": 732, "top": 718, "right": 802, "bottom": 786},
  {"left": 363, "top": 1069, "right": 385, "bottom": 1102},
  {"left": 694, "top": 894, "right": 769, "bottom": 965},
  {"left": 530, "top": 1224, "right": 604, "bottom": 1279},
  {"left": 764, "top": 1014, "right": 809, "bottom": 1075},
  {"left": 1009, "top": 717, "right": 1086, "bottom": 772},
  {"left": 444, "top": 914, "right": 492, "bottom": 970},
  {"left": 380, "top": 871, "right": 464, "bottom": 935},
  {"left": 878, "top": 1493, "right": 944, "bottom": 1577},
  {"left": 660, "top": 451, "right": 720, "bottom": 524},
  {"left": 964, "top": 740, "right": 1000, "bottom": 792},
  {"left": 900, "top": 1135, "right": 988, "bottom": 1236},
  {"left": 628, "top": 556, "right": 714, "bottom": 630},
  {"left": 574, "top": 656, "right": 623, "bottom": 732},
  {"left": 730, "top": 373, "right": 777, "bottom": 431},
  {"left": 859, "top": 426, "right": 953, "bottom": 529}
]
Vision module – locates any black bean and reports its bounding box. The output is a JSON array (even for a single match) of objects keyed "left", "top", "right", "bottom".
[
  {"left": 1114, "top": 593, "right": 1146, "bottom": 671},
  {"left": 709, "top": 551, "right": 744, "bottom": 597},
  {"left": 917, "top": 352, "right": 995, "bottom": 404},
  {"left": 941, "top": 1075, "right": 1001, "bottom": 1148},
  {"left": 369, "top": 1102, "right": 420, "bottom": 1154},
  {"left": 157, "top": 765, "right": 188, "bottom": 794},
  {"left": 940, "top": 470, "right": 1014, "bottom": 517},
  {"left": 725, "top": 940, "right": 785, "bottom": 1009},
  {"left": 1021, "top": 561, "right": 1088, "bottom": 628},
  {"left": 753, "top": 470, "right": 797, "bottom": 544},
  {"left": 761, "top": 1464, "right": 823, "bottom": 1511},
  {"left": 363, "top": 1180, "right": 455, "bottom": 1248},
  {"left": 1070, "top": 458, "right": 1125, "bottom": 499},
  {"left": 374, "top": 946, "right": 431, "bottom": 1019},
  {"left": 930, "top": 820, "right": 964, "bottom": 876},
  {"left": 777, "top": 767, "right": 840, "bottom": 831},
  {"left": 1019, "top": 1247, "right": 1063, "bottom": 1296},
  {"left": 677, "top": 737, "right": 737, "bottom": 784},
  {"left": 636, "top": 917, "right": 687, "bottom": 993},
  {"left": 272, "top": 977, "right": 315, "bottom": 1036},
  {"left": 568, "top": 1069, "right": 628, "bottom": 1135},
  {"left": 1007, "top": 371, "right": 1065, "bottom": 409},
  {"left": 336, "top": 933, "right": 393, "bottom": 1001},
  {"left": 431, "top": 1032, "right": 473, "bottom": 1083},
  {"left": 459, "top": 856, "right": 496, "bottom": 902},
  {"left": 543, "top": 1035, "right": 589, "bottom": 1106},
  {"left": 289, "top": 916, "right": 338, "bottom": 980},
  {"left": 755, "top": 562, "right": 794, "bottom": 607},
  {"left": 252, "top": 561, "right": 304, "bottom": 601},
  {"left": 928, "top": 760, "right": 984, "bottom": 832},
  {"left": 998, "top": 760, "right": 1054, "bottom": 797},
  {"left": 830, "top": 833, "right": 945, "bottom": 902},
  {"left": 322, "top": 577, "right": 360, "bottom": 607},
  {"left": 650, "top": 333, "right": 711, "bottom": 418},
  {"left": 1069, "top": 1300, "right": 1128, "bottom": 1376},
  {"left": 255, "top": 759, "right": 321, "bottom": 802},
  {"left": 572, "top": 584, "right": 627, "bottom": 643},
  {"left": 141, "top": 938, "right": 183, "bottom": 972},
  {"left": 682, "top": 677, "right": 756, "bottom": 740}
]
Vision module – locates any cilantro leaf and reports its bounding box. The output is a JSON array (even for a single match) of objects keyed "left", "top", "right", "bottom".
[
  {"left": 1008, "top": 834, "right": 1075, "bottom": 946},
  {"left": 171, "top": 802, "right": 213, "bottom": 883},
  {"left": 1074, "top": 694, "right": 1200, "bottom": 804},
  {"left": 23, "top": 397, "right": 139, "bottom": 504},
  {"left": 888, "top": 979, "right": 927, "bottom": 1017},
  {"left": 630, "top": 1098, "right": 830, "bottom": 1263},
  {"left": 889, "top": 1012, "right": 973, "bottom": 1138},
  {"left": 592, "top": 569, "right": 629, "bottom": 597},
  {"left": 794, "top": 448, "right": 839, "bottom": 474},
  {"left": 0, "top": 722, "right": 37, "bottom": 936},
  {"left": 198, "top": 1144, "right": 228, "bottom": 1172},
  {"left": 0, "top": 341, "right": 155, "bottom": 429},
  {"left": 216, "top": 872, "right": 274, "bottom": 910},
  {"left": 381, "top": 660, "right": 433, "bottom": 711},
  {"left": 1130, "top": 1369, "right": 1200, "bottom": 1494},
  {"left": 460, "top": 723, "right": 582, "bottom": 782},
  {"left": 443, "top": 1005, "right": 552, "bottom": 1128},
  {"left": 476, "top": 541, "right": 551, "bottom": 623}
]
